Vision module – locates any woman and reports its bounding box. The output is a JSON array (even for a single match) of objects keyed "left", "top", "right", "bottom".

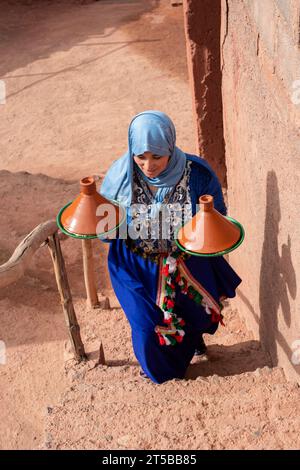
[{"left": 100, "top": 110, "right": 242, "bottom": 384}]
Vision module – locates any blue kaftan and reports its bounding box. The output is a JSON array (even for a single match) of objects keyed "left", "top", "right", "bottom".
[{"left": 103, "top": 155, "right": 242, "bottom": 384}]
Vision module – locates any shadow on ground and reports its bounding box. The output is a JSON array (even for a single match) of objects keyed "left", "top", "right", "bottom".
[
  {"left": 0, "top": 0, "right": 160, "bottom": 76},
  {"left": 186, "top": 340, "right": 271, "bottom": 379}
]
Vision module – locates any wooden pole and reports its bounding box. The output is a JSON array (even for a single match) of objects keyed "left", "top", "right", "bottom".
[
  {"left": 82, "top": 238, "right": 99, "bottom": 308},
  {"left": 47, "top": 232, "right": 86, "bottom": 362}
]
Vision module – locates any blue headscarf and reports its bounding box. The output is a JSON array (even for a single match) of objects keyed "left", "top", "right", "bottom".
[{"left": 100, "top": 111, "right": 186, "bottom": 209}]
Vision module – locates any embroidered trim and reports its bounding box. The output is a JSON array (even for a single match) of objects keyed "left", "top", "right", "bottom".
[
  {"left": 155, "top": 254, "right": 225, "bottom": 346},
  {"left": 128, "top": 160, "right": 193, "bottom": 257}
]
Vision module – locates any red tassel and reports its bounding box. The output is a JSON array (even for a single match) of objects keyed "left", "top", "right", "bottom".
[
  {"left": 175, "top": 335, "right": 183, "bottom": 343},
  {"left": 167, "top": 299, "right": 175, "bottom": 309},
  {"left": 211, "top": 311, "right": 224, "bottom": 325},
  {"left": 162, "top": 265, "right": 169, "bottom": 276},
  {"left": 163, "top": 317, "right": 173, "bottom": 324},
  {"left": 211, "top": 312, "right": 218, "bottom": 323},
  {"left": 157, "top": 334, "right": 165, "bottom": 345}
]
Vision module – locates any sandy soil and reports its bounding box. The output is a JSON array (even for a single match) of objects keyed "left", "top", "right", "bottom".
[
  {"left": 0, "top": 0, "right": 194, "bottom": 450},
  {"left": 44, "top": 304, "right": 300, "bottom": 450},
  {"left": 1, "top": 0, "right": 300, "bottom": 451},
  {"left": 0, "top": 0, "right": 195, "bottom": 181},
  {"left": 0, "top": 169, "right": 109, "bottom": 449}
]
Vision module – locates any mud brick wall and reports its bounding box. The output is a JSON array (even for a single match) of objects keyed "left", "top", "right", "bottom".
[{"left": 184, "top": 0, "right": 300, "bottom": 382}]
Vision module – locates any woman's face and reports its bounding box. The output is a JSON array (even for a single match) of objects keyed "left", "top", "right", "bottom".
[{"left": 133, "top": 151, "right": 170, "bottom": 178}]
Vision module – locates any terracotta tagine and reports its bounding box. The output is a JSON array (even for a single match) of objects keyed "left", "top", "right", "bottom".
[
  {"left": 57, "top": 176, "right": 125, "bottom": 239},
  {"left": 176, "top": 194, "right": 245, "bottom": 257}
]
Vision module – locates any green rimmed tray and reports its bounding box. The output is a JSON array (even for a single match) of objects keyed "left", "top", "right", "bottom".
[
  {"left": 175, "top": 216, "right": 245, "bottom": 257},
  {"left": 56, "top": 200, "right": 126, "bottom": 240}
]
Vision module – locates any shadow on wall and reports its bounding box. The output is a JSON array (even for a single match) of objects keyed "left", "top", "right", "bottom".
[{"left": 259, "top": 170, "right": 297, "bottom": 369}]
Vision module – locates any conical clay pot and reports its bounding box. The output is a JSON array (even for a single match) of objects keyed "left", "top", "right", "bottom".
[
  {"left": 177, "top": 194, "right": 241, "bottom": 254},
  {"left": 60, "top": 176, "right": 123, "bottom": 237}
]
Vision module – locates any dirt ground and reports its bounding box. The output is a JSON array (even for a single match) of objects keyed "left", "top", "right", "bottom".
[
  {"left": 1, "top": 0, "right": 300, "bottom": 451},
  {"left": 45, "top": 304, "right": 300, "bottom": 450},
  {"left": 0, "top": 0, "right": 195, "bottom": 180}
]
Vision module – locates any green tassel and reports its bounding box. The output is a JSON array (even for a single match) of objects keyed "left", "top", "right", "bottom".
[
  {"left": 166, "top": 285, "right": 173, "bottom": 295},
  {"left": 187, "top": 285, "right": 194, "bottom": 295},
  {"left": 166, "top": 335, "right": 177, "bottom": 346}
]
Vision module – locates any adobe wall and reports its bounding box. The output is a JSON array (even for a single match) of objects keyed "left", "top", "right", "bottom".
[
  {"left": 183, "top": 0, "right": 227, "bottom": 187},
  {"left": 184, "top": 0, "right": 300, "bottom": 381}
]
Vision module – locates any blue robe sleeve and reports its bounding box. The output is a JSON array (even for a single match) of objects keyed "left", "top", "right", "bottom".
[
  {"left": 204, "top": 171, "right": 227, "bottom": 216},
  {"left": 187, "top": 154, "right": 227, "bottom": 216}
]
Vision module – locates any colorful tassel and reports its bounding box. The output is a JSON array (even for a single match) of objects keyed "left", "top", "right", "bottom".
[{"left": 156, "top": 254, "right": 225, "bottom": 346}]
